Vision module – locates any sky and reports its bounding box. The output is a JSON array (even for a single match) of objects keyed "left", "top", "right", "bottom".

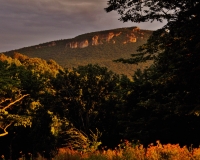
[{"left": 0, "top": 0, "right": 166, "bottom": 53}]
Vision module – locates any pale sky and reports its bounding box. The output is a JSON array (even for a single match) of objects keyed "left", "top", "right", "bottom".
[{"left": 0, "top": 0, "right": 166, "bottom": 52}]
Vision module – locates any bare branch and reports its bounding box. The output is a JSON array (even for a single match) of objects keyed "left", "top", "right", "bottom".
[
  {"left": 2, "top": 94, "right": 29, "bottom": 111},
  {"left": 0, "top": 98, "right": 12, "bottom": 105},
  {"left": 0, "top": 122, "right": 12, "bottom": 137}
]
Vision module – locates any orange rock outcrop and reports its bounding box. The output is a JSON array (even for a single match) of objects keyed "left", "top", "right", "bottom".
[
  {"left": 92, "top": 36, "right": 99, "bottom": 46},
  {"left": 67, "top": 40, "right": 89, "bottom": 48},
  {"left": 66, "top": 27, "right": 142, "bottom": 48},
  {"left": 123, "top": 33, "right": 137, "bottom": 44},
  {"left": 79, "top": 40, "right": 89, "bottom": 48}
]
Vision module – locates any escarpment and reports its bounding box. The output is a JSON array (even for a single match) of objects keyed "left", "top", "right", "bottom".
[{"left": 66, "top": 27, "right": 148, "bottom": 49}]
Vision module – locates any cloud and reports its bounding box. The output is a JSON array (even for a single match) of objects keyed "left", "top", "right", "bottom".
[{"left": 0, "top": 0, "right": 166, "bottom": 52}]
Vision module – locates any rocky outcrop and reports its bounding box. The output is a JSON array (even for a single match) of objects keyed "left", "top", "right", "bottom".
[
  {"left": 91, "top": 32, "right": 115, "bottom": 45},
  {"left": 66, "top": 27, "right": 145, "bottom": 49},
  {"left": 92, "top": 35, "right": 99, "bottom": 46},
  {"left": 115, "top": 32, "right": 122, "bottom": 37},
  {"left": 79, "top": 40, "right": 89, "bottom": 48},
  {"left": 133, "top": 27, "right": 140, "bottom": 32},
  {"left": 103, "top": 32, "right": 115, "bottom": 42},
  {"left": 69, "top": 42, "right": 78, "bottom": 48},
  {"left": 67, "top": 40, "right": 89, "bottom": 48},
  {"left": 67, "top": 32, "right": 124, "bottom": 49},
  {"left": 123, "top": 33, "right": 137, "bottom": 44}
]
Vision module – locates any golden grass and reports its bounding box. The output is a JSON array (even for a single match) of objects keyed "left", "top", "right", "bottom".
[{"left": 52, "top": 141, "right": 200, "bottom": 160}]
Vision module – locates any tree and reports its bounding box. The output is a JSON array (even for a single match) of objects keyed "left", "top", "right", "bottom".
[
  {"left": 0, "top": 56, "right": 63, "bottom": 158},
  {"left": 0, "top": 94, "right": 30, "bottom": 137},
  {"left": 105, "top": 0, "right": 199, "bottom": 23},
  {"left": 106, "top": 0, "right": 200, "bottom": 145},
  {"left": 0, "top": 61, "right": 32, "bottom": 137},
  {"left": 52, "top": 64, "right": 131, "bottom": 147}
]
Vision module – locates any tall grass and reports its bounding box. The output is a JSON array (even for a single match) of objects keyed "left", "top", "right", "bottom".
[{"left": 48, "top": 141, "right": 200, "bottom": 160}]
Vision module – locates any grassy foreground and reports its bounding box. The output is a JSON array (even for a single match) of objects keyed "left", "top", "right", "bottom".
[{"left": 47, "top": 141, "right": 200, "bottom": 160}]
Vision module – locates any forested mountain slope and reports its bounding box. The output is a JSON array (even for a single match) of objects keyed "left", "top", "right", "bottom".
[{"left": 4, "top": 26, "right": 153, "bottom": 78}]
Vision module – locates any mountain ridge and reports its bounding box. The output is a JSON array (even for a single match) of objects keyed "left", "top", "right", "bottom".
[{"left": 4, "top": 26, "right": 153, "bottom": 78}]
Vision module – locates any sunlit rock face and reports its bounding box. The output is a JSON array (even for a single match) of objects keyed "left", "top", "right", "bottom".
[
  {"left": 68, "top": 40, "right": 89, "bottom": 48},
  {"left": 133, "top": 27, "right": 140, "bottom": 31},
  {"left": 123, "top": 33, "right": 137, "bottom": 44},
  {"left": 66, "top": 26, "right": 146, "bottom": 49},
  {"left": 115, "top": 32, "right": 122, "bottom": 37},
  {"left": 79, "top": 40, "right": 89, "bottom": 48},
  {"left": 92, "top": 35, "right": 99, "bottom": 46},
  {"left": 102, "top": 32, "right": 115, "bottom": 42},
  {"left": 91, "top": 32, "right": 116, "bottom": 45},
  {"left": 69, "top": 42, "right": 78, "bottom": 48}
]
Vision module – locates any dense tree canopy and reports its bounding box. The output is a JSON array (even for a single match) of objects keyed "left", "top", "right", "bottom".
[
  {"left": 0, "top": 61, "right": 31, "bottom": 137},
  {"left": 105, "top": 0, "right": 199, "bottom": 23},
  {"left": 106, "top": 0, "right": 200, "bottom": 146},
  {"left": 51, "top": 64, "right": 131, "bottom": 148},
  {"left": 0, "top": 54, "right": 131, "bottom": 157},
  {"left": 0, "top": 55, "right": 63, "bottom": 159}
]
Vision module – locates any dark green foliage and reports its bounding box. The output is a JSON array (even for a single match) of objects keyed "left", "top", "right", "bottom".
[
  {"left": 0, "top": 54, "right": 130, "bottom": 154},
  {"left": 105, "top": 0, "right": 198, "bottom": 23},
  {"left": 0, "top": 61, "right": 21, "bottom": 96},
  {"left": 0, "top": 55, "right": 63, "bottom": 158},
  {"left": 51, "top": 64, "right": 131, "bottom": 147},
  {"left": 106, "top": 0, "right": 200, "bottom": 146}
]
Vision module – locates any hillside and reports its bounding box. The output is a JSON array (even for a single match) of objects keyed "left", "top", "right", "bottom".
[{"left": 4, "top": 26, "right": 153, "bottom": 78}]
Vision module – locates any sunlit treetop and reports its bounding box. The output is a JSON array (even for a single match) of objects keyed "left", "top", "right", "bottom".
[{"left": 105, "top": 0, "right": 199, "bottom": 22}]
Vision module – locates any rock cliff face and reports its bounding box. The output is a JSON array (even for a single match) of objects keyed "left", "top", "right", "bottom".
[
  {"left": 123, "top": 33, "right": 137, "bottom": 44},
  {"left": 69, "top": 40, "right": 89, "bottom": 48},
  {"left": 92, "top": 35, "right": 99, "bottom": 46},
  {"left": 66, "top": 27, "right": 145, "bottom": 49},
  {"left": 91, "top": 32, "right": 117, "bottom": 45},
  {"left": 79, "top": 40, "right": 89, "bottom": 48}
]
